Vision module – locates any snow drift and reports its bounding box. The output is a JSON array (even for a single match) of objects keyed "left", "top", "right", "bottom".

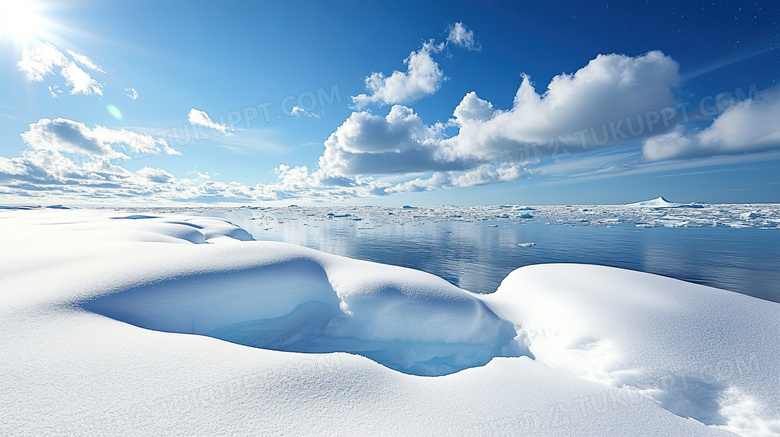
[{"left": 79, "top": 235, "right": 524, "bottom": 377}]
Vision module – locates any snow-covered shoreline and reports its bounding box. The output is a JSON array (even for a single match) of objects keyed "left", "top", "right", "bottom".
[{"left": 2, "top": 208, "right": 778, "bottom": 436}]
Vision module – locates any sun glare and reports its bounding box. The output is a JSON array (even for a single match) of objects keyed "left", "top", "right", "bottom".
[{"left": 0, "top": 0, "right": 45, "bottom": 43}]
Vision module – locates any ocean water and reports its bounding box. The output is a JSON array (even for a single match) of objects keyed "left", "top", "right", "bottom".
[{"left": 208, "top": 207, "right": 780, "bottom": 303}]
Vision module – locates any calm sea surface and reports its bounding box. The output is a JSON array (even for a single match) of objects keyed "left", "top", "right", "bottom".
[{"left": 213, "top": 210, "right": 780, "bottom": 303}]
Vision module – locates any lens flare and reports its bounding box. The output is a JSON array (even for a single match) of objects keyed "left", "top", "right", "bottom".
[{"left": 107, "top": 104, "right": 122, "bottom": 120}]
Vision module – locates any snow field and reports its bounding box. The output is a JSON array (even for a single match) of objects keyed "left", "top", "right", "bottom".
[{"left": 2, "top": 208, "right": 778, "bottom": 436}]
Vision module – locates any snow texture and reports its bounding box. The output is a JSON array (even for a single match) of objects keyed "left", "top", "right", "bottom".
[{"left": 1, "top": 208, "right": 778, "bottom": 436}]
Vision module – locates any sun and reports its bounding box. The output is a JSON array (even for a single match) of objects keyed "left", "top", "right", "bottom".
[{"left": 0, "top": 0, "right": 45, "bottom": 43}]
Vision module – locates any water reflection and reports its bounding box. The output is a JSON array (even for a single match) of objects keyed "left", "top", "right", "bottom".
[{"left": 217, "top": 211, "right": 780, "bottom": 303}]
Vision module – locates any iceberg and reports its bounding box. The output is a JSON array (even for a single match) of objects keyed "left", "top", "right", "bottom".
[
  {"left": 1, "top": 208, "right": 778, "bottom": 436},
  {"left": 626, "top": 196, "right": 681, "bottom": 208}
]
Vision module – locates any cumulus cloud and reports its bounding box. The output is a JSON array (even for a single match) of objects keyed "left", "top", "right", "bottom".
[
  {"left": 441, "top": 51, "right": 680, "bottom": 160},
  {"left": 446, "top": 22, "right": 480, "bottom": 51},
  {"left": 124, "top": 87, "right": 139, "bottom": 100},
  {"left": 642, "top": 87, "right": 780, "bottom": 160},
  {"left": 320, "top": 51, "right": 680, "bottom": 188},
  {"left": 20, "top": 118, "right": 180, "bottom": 160},
  {"left": 351, "top": 40, "right": 445, "bottom": 108},
  {"left": 350, "top": 22, "right": 482, "bottom": 108},
  {"left": 187, "top": 108, "right": 234, "bottom": 136},
  {"left": 317, "top": 105, "right": 461, "bottom": 177},
  {"left": 17, "top": 42, "right": 105, "bottom": 96}
]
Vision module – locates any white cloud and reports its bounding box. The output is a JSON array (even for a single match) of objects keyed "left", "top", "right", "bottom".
[
  {"left": 22, "top": 118, "right": 123, "bottom": 159},
  {"left": 318, "top": 105, "right": 459, "bottom": 177},
  {"left": 446, "top": 22, "right": 480, "bottom": 51},
  {"left": 17, "top": 42, "right": 105, "bottom": 96},
  {"left": 386, "top": 163, "right": 531, "bottom": 195},
  {"left": 0, "top": 146, "right": 169, "bottom": 198},
  {"left": 17, "top": 41, "right": 66, "bottom": 81},
  {"left": 136, "top": 167, "right": 174, "bottom": 183},
  {"left": 122, "top": 50, "right": 685, "bottom": 201},
  {"left": 322, "top": 51, "right": 680, "bottom": 185},
  {"left": 187, "top": 108, "right": 234, "bottom": 136},
  {"left": 350, "top": 23, "right": 480, "bottom": 108},
  {"left": 66, "top": 50, "right": 105, "bottom": 73},
  {"left": 291, "top": 106, "right": 319, "bottom": 118},
  {"left": 452, "top": 91, "right": 494, "bottom": 122},
  {"left": 351, "top": 40, "right": 445, "bottom": 108},
  {"left": 2, "top": 118, "right": 367, "bottom": 203},
  {"left": 10, "top": 50, "right": 771, "bottom": 204},
  {"left": 20, "top": 118, "right": 180, "bottom": 161},
  {"left": 441, "top": 51, "right": 680, "bottom": 160},
  {"left": 452, "top": 163, "right": 528, "bottom": 186},
  {"left": 60, "top": 62, "right": 104, "bottom": 96},
  {"left": 48, "top": 85, "right": 62, "bottom": 98},
  {"left": 0, "top": 114, "right": 526, "bottom": 203},
  {"left": 0, "top": 118, "right": 264, "bottom": 203},
  {"left": 643, "top": 87, "right": 780, "bottom": 160},
  {"left": 124, "top": 87, "right": 139, "bottom": 100}
]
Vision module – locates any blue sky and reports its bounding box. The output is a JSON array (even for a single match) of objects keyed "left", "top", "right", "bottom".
[{"left": 1, "top": 0, "right": 779, "bottom": 205}]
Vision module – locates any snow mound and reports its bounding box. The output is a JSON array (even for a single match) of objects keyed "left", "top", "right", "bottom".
[
  {"left": 80, "top": 250, "right": 524, "bottom": 376},
  {"left": 626, "top": 196, "right": 680, "bottom": 208},
  {"left": 109, "top": 213, "right": 254, "bottom": 243},
  {"left": 484, "top": 264, "right": 780, "bottom": 436}
]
